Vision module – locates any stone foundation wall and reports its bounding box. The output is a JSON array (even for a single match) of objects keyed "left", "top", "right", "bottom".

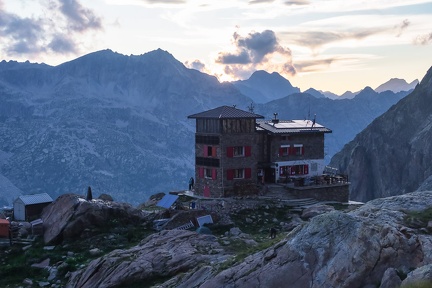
[{"left": 286, "top": 184, "right": 350, "bottom": 203}]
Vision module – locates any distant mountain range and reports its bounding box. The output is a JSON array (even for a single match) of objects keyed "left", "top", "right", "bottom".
[
  {"left": 330, "top": 67, "right": 432, "bottom": 202},
  {"left": 0, "top": 49, "right": 418, "bottom": 204}
]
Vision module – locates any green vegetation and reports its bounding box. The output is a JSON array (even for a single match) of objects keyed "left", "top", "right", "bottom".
[
  {"left": 0, "top": 221, "right": 155, "bottom": 287},
  {"left": 404, "top": 207, "right": 432, "bottom": 229}
]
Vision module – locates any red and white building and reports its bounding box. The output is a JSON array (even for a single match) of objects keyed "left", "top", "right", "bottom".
[{"left": 188, "top": 106, "right": 332, "bottom": 198}]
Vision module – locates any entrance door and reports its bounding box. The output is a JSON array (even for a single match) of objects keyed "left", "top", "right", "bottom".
[{"left": 264, "top": 168, "right": 276, "bottom": 183}]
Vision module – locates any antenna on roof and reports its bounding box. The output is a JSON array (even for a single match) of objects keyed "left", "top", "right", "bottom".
[
  {"left": 311, "top": 114, "right": 316, "bottom": 128},
  {"left": 272, "top": 112, "right": 279, "bottom": 125},
  {"left": 247, "top": 102, "right": 255, "bottom": 113}
]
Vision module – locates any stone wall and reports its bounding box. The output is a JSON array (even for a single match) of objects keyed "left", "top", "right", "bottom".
[{"left": 286, "top": 183, "right": 350, "bottom": 203}]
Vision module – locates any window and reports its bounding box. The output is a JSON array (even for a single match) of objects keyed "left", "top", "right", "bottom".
[
  {"left": 204, "top": 145, "right": 217, "bottom": 157},
  {"left": 227, "top": 168, "right": 251, "bottom": 180},
  {"left": 227, "top": 146, "right": 251, "bottom": 157},
  {"left": 294, "top": 144, "right": 304, "bottom": 155},
  {"left": 200, "top": 168, "right": 217, "bottom": 179},
  {"left": 279, "top": 145, "right": 290, "bottom": 156},
  {"left": 289, "top": 165, "right": 309, "bottom": 175},
  {"left": 205, "top": 168, "right": 213, "bottom": 178},
  {"left": 233, "top": 169, "right": 244, "bottom": 179},
  {"left": 233, "top": 146, "right": 244, "bottom": 157}
]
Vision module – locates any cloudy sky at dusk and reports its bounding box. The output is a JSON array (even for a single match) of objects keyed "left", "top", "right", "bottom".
[{"left": 1, "top": 0, "right": 431, "bottom": 94}]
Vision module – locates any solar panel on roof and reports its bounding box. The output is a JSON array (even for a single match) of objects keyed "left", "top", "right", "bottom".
[{"left": 157, "top": 194, "right": 179, "bottom": 209}]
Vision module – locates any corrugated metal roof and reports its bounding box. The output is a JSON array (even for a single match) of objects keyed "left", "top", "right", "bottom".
[
  {"left": 157, "top": 194, "right": 179, "bottom": 209},
  {"left": 16, "top": 193, "right": 53, "bottom": 205},
  {"left": 188, "top": 106, "right": 264, "bottom": 119},
  {"left": 257, "top": 120, "right": 332, "bottom": 134}
]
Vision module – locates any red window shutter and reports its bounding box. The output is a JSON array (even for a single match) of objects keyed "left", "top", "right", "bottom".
[
  {"left": 212, "top": 146, "right": 217, "bottom": 157},
  {"left": 279, "top": 148, "right": 284, "bottom": 156},
  {"left": 302, "top": 147, "right": 305, "bottom": 155},
  {"left": 227, "top": 147, "right": 234, "bottom": 158},
  {"left": 245, "top": 168, "right": 252, "bottom": 179},
  {"left": 304, "top": 165, "right": 309, "bottom": 174},
  {"left": 289, "top": 147, "right": 295, "bottom": 155},
  {"left": 212, "top": 169, "right": 217, "bottom": 180},
  {"left": 245, "top": 146, "right": 252, "bottom": 157},
  {"left": 203, "top": 145, "right": 208, "bottom": 157},
  {"left": 199, "top": 167, "right": 204, "bottom": 178},
  {"left": 227, "top": 169, "right": 234, "bottom": 180}
]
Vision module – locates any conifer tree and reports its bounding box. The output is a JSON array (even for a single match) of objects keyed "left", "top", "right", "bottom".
[{"left": 86, "top": 186, "right": 93, "bottom": 201}]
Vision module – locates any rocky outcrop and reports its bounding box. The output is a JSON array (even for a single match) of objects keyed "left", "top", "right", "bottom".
[
  {"left": 330, "top": 66, "right": 432, "bottom": 202},
  {"left": 65, "top": 191, "right": 432, "bottom": 288},
  {"left": 195, "top": 191, "right": 432, "bottom": 287},
  {"left": 66, "top": 229, "right": 227, "bottom": 288},
  {"left": 41, "top": 194, "right": 150, "bottom": 244}
]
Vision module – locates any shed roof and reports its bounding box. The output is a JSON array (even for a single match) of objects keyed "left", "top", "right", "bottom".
[
  {"left": 188, "top": 106, "right": 264, "bottom": 119},
  {"left": 15, "top": 193, "right": 53, "bottom": 205},
  {"left": 257, "top": 120, "right": 332, "bottom": 134},
  {"left": 157, "top": 194, "right": 179, "bottom": 209}
]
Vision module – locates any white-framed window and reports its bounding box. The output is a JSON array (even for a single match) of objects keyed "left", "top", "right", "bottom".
[
  {"left": 205, "top": 168, "right": 213, "bottom": 179},
  {"left": 233, "top": 146, "right": 244, "bottom": 157},
  {"left": 294, "top": 144, "right": 303, "bottom": 155},
  {"left": 233, "top": 168, "right": 244, "bottom": 179},
  {"left": 280, "top": 144, "right": 290, "bottom": 156}
]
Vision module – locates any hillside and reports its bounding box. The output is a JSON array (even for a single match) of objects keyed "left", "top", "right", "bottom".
[
  {"left": 330, "top": 66, "right": 432, "bottom": 202},
  {"left": 3, "top": 190, "right": 432, "bottom": 287}
]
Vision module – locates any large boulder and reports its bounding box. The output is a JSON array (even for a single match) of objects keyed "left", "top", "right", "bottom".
[
  {"left": 66, "top": 229, "right": 227, "bottom": 288},
  {"left": 197, "top": 191, "right": 432, "bottom": 288},
  {"left": 41, "top": 194, "right": 149, "bottom": 244}
]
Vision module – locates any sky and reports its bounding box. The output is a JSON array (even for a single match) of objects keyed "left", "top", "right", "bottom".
[{"left": 0, "top": 0, "right": 431, "bottom": 95}]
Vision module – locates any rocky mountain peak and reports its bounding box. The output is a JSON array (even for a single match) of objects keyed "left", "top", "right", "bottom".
[
  {"left": 375, "top": 77, "right": 419, "bottom": 93},
  {"left": 330, "top": 65, "right": 432, "bottom": 202}
]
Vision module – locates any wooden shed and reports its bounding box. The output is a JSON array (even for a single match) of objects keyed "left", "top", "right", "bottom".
[
  {"left": 13, "top": 193, "right": 53, "bottom": 221},
  {"left": 0, "top": 219, "right": 10, "bottom": 238}
]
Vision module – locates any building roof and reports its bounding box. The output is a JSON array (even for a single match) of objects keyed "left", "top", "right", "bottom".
[
  {"left": 257, "top": 119, "right": 332, "bottom": 134},
  {"left": 15, "top": 193, "right": 53, "bottom": 205},
  {"left": 188, "top": 106, "right": 264, "bottom": 119},
  {"left": 157, "top": 194, "right": 179, "bottom": 209}
]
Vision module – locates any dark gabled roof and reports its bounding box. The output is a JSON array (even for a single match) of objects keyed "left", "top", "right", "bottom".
[
  {"left": 257, "top": 120, "right": 332, "bottom": 134},
  {"left": 188, "top": 106, "right": 264, "bottom": 119}
]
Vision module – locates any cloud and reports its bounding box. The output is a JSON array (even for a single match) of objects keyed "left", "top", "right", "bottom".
[
  {"left": 294, "top": 58, "right": 338, "bottom": 73},
  {"left": 283, "top": 29, "right": 386, "bottom": 50},
  {"left": 48, "top": 34, "right": 77, "bottom": 53},
  {"left": 58, "top": 0, "right": 102, "bottom": 32},
  {"left": 0, "top": 11, "right": 45, "bottom": 54},
  {"left": 140, "top": 0, "right": 186, "bottom": 4},
  {"left": 284, "top": 0, "right": 310, "bottom": 5},
  {"left": 0, "top": 0, "right": 103, "bottom": 59},
  {"left": 413, "top": 32, "right": 432, "bottom": 45},
  {"left": 249, "top": 0, "right": 275, "bottom": 4},
  {"left": 215, "top": 30, "right": 295, "bottom": 80},
  {"left": 185, "top": 59, "right": 206, "bottom": 71},
  {"left": 395, "top": 19, "right": 410, "bottom": 37}
]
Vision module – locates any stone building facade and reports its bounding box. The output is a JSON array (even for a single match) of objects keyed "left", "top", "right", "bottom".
[{"left": 188, "top": 106, "right": 332, "bottom": 198}]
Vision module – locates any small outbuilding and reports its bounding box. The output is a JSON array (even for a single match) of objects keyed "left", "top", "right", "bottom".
[
  {"left": 13, "top": 193, "right": 53, "bottom": 221},
  {"left": 0, "top": 219, "right": 10, "bottom": 238}
]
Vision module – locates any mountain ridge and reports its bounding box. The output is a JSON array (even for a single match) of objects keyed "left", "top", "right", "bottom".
[{"left": 330, "top": 66, "right": 432, "bottom": 202}]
